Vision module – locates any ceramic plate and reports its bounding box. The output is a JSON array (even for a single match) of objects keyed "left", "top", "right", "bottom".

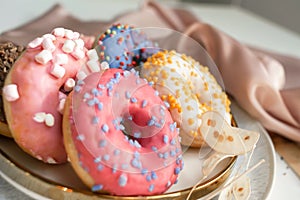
[{"left": 0, "top": 101, "right": 275, "bottom": 200}]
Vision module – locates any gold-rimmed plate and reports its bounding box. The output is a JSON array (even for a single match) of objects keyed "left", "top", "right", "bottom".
[{"left": 0, "top": 101, "right": 275, "bottom": 200}]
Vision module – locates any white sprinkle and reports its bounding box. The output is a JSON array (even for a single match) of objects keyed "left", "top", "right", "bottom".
[
  {"left": 46, "top": 157, "right": 57, "bottom": 164},
  {"left": 36, "top": 155, "right": 43, "bottom": 161},
  {"left": 62, "top": 40, "right": 75, "bottom": 53},
  {"left": 54, "top": 53, "right": 68, "bottom": 65},
  {"left": 87, "top": 49, "right": 98, "bottom": 60},
  {"left": 51, "top": 64, "right": 65, "bottom": 78},
  {"left": 42, "top": 34, "right": 56, "bottom": 41},
  {"left": 71, "top": 48, "right": 85, "bottom": 60},
  {"left": 3, "top": 84, "right": 19, "bottom": 102},
  {"left": 33, "top": 112, "right": 46, "bottom": 123},
  {"left": 35, "top": 49, "right": 53, "bottom": 64},
  {"left": 64, "top": 29, "right": 75, "bottom": 39},
  {"left": 100, "top": 61, "right": 109, "bottom": 70},
  {"left": 28, "top": 37, "right": 43, "bottom": 48},
  {"left": 45, "top": 113, "right": 55, "bottom": 127},
  {"left": 87, "top": 60, "right": 100, "bottom": 72},
  {"left": 64, "top": 78, "right": 76, "bottom": 92},
  {"left": 74, "top": 39, "right": 84, "bottom": 49},
  {"left": 42, "top": 38, "right": 56, "bottom": 52},
  {"left": 52, "top": 27, "right": 65, "bottom": 37},
  {"left": 76, "top": 71, "right": 87, "bottom": 80},
  {"left": 58, "top": 98, "right": 66, "bottom": 114}
]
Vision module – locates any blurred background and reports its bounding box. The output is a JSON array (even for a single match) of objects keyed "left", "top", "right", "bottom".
[{"left": 183, "top": 0, "right": 300, "bottom": 35}]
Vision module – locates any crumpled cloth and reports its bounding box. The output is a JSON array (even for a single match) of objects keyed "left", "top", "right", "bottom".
[{"left": 1, "top": 0, "right": 299, "bottom": 142}]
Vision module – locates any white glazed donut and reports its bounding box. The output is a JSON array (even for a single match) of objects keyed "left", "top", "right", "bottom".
[{"left": 141, "top": 50, "right": 231, "bottom": 147}]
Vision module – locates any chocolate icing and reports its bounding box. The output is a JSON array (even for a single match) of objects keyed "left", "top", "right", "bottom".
[{"left": 0, "top": 42, "right": 25, "bottom": 122}]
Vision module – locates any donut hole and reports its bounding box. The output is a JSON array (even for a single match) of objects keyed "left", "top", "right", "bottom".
[{"left": 119, "top": 104, "right": 166, "bottom": 148}]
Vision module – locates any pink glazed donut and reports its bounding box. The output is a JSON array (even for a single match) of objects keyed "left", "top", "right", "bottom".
[
  {"left": 2, "top": 28, "right": 89, "bottom": 164},
  {"left": 63, "top": 68, "right": 183, "bottom": 196}
]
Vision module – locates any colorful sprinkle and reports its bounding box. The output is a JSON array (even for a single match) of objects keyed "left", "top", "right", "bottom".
[
  {"left": 130, "top": 97, "right": 137, "bottom": 103},
  {"left": 148, "top": 184, "right": 155, "bottom": 192},
  {"left": 141, "top": 168, "right": 148, "bottom": 175},
  {"left": 97, "top": 102, "right": 103, "bottom": 111},
  {"left": 133, "top": 132, "right": 141, "bottom": 138},
  {"left": 118, "top": 174, "right": 128, "bottom": 187},
  {"left": 131, "top": 158, "right": 142, "bottom": 169},
  {"left": 92, "top": 184, "right": 103, "bottom": 192},
  {"left": 101, "top": 124, "right": 109, "bottom": 133},
  {"left": 151, "top": 146, "right": 158, "bottom": 152},
  {"left": 147, "top": 118, "right": 155, "bottom": 126},
  {"left": 163, "top": 135, "right": 169, "bottom": 144},
  {"left": 76, "top": 134, "right": 85, "bottom": 141},
  {"left": 112, "top": 164, "right": 117, "bottom": 174},
  {"left": 97, "top": 164, "right": 104, "bottom": 171},
  {"left": 94, "top": 157, "right": 101, "bottom": 163},
  {"left": 125, "top": 91, "right": 131, "bottom": 99},
  {"left": 114, "top": 149, "right": 121, "bottom": 156},
  {"left": 121, "top": 163, "right": 128, "bottom": 169},
  {"left": 141, "top": 100, "right": 148, "bottom": 108},
  {"left": 92, "top": 116, "right": 99, "bottom": 124},
  {"left": 99, "top": 139, "right": 107, "bottom": 147},
  {"left": 151, "top": 171, "right": 157, "bottom": 180},
  {"left": 146, "top": 175, "right": 151, "bottom": 182},
  {"left": 166, "top": 181, "right": 171, "bottom": 188},
  {"left": 174, "top": 167, "right": 181, "bottom": 175},
  {"left": 103, "top": 154, "right": 110, "bottom": 161}
]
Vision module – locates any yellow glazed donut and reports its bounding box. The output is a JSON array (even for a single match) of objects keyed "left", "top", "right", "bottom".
[{"left": 141, "top": 50, "right": 231, "bottom": 147}]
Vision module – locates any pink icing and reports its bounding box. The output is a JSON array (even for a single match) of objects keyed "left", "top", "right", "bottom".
[
  {"left": 69, "top": 69, "right": 183, "bottom": 195},
  {"left": 8, "top": 29, "right": 88, "bottom": 163}
]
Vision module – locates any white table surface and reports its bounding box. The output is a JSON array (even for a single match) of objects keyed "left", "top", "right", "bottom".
[{"left": 0, "top": 0, "right": 300, "bottom": 199}]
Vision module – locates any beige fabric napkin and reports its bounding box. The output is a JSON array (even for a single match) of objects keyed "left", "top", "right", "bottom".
[{"left": 1, "top": 0, "right": 300, "bottom": 172}]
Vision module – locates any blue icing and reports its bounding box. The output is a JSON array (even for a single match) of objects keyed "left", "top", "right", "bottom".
[{"left": 95, "top": 24, "right": 158, "bottom": 70}]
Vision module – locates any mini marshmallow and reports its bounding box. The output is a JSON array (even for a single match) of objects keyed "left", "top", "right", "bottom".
[
  {"left": 33, "top": 112, "right": 46, "bottom": 123},
  {"left": 87, "top": 60, "right": 100, "bottom": 72},
  {"left": 54, "top": 53, "right": 68, "bottom": 65},
  {"left": 3, "top": 84, "right": 20, "bottom": 101},
  {"left": 64, "top": 29, "right": 75, "bottom": 39},
  {"left": 71, "top": 48, "right": 85, "bottom": 60},
  {"left": 42, "top": 38, "right": 56, "bottom": 52},
  {"left": 73, "top": 32, "right": 80, "bottom": 40},
  {"left": 51, "top": 64, "right": 66, "bottom": 78},
  {"left": 76, "top": 71, "right": 87, "bottom": 80},
  {"left": 74, "top": 39, "right": 84, "bottom": 49},
  {"left": 28, "top": 37, "right": 43, "bottom": 49},
  {"left": 52, "top": 27, "right": 65, "bottom": 37},
  {"left": 64, "top": 78, "right": 76, "bottom": 92},
  {"left": 62, "top": 40, "right": 75, "bottom": 53},
  {"left": 45, "top": 113, "right": 55, "bottom": 127},
  {"left": 87, "top": 49, "right": 99, "bottom": 60},
  {"left": 100, "top": 61, "right": 110, "bottom": 70},
  {"left": 58, "top": 98, "right": 66, "bottom": 114},
  {"left": 42, "top": 34, "right": 56, "bottom": 41},
  {"left": 35, "top": 50, "right": 53, "bottom": 64}
]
